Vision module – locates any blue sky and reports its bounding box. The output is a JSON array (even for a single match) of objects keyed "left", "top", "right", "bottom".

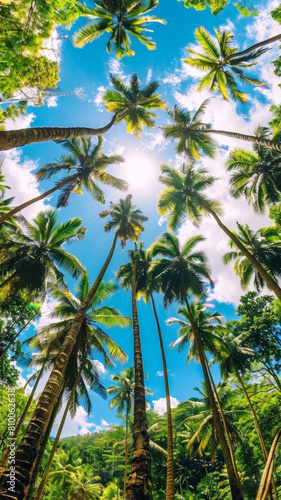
[{"left": 2, "top": 0, "right": 281, "bottom": 436}]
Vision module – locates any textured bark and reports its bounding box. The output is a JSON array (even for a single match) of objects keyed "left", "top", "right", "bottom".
[
  {"left": 207, "top": 208, "right": 281, "bottom": 301},
  {"left": 255, "top": 429, "right": 281, "bottom": 500},
  {"left": 34, "top": 364, "right": 83, "bottom": 500},
  {"left": 150, "top": 293, "right": 174, "bottom": 500},
  {"left": 224, "top": 34, "right": 281, "bottom": 63},
  {"left": 0, "top": 366, "right": 44, "bottom": 475},
  {"left": 123, "top": 406, "right": 129, "bottom": 500},
  {"left": 0, "top": 114, "right": 117, "bottom": 151},
  {"left": 126, "top": 263, "right": 152, "bottom": 500},
  {"left": 234, "top": 368, "right": 278, "bottom": 500},
  {"left": 0, "top": 233, "right": 118, "bottom": 499},
  {"left": 24, "top": 379, "right": 67, "bottom": 500},
  {"left": 199, "top": 129, "right": 281, "bottom": 152},
  {"left": 183, "top": 296, "right": 244, "bottom": 500},
  {"left": 0, "top": 179, "right": 71, "bottom": 225},
  {"left": 206, "top": 361, "right": 241, "bottom": 489}
]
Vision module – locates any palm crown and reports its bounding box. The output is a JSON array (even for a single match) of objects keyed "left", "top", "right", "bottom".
[
  {"left": 162, "top": 100, "right": 217, "bottom": 159},
  {"left": 157, "top": 163, "right": 222, "bottom": 230},
  {"left": 148, "top": 232, "right": 212, "bottom": 306},
  {"left": 103, "top": 73, "right": 166, "bottom": 137},
  {"left": 0, "top": 210, "right": 86, "bottom": 300},
  {"left": 73, "top": 0, "right": 166, "bottom": 59},
  {"left": 185, "top": 27, "right": 267, "bottom": 102},
  {"left": 227, "top": 127, "right": 281, "bottom": 213},
  {"left": 36, "top": 136, "right": 127, "bottom": 208},
  {"left": 99, "top": 194, "right": 148, "bottom": 248}
]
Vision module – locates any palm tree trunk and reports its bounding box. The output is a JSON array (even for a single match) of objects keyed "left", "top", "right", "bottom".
[
  {"left": 0, "top": 366, "right": 44, "bottom": 475},
  {"left": 199, "top": 129, "right": 281, "bottom": 152},
  {"left": 0, "top": 114, "right": 117, "bottom": 151},
  {"left": 0, "top": 233, "right": 118, "bottom": 500},
  {"left": 123, "top": 405, "right": 129, "bottom": 500},
  {"left": 126, "top": 261, "right": 152, "bottom": 500},
  {"left": 34, "top": 363, "right": 84, "bottom": 500},
  {"left": 24, "top": 378, "right": 67, "bottom": 500},
  {"left": 0, "top": 179, "right": 72, "bottom": 225},
  {"left": 207, "top": 207, "right": 281, "bottom": 301},
  {"left": 205, "top": 361, "right": 241, "bottom": 490},
  {"left": 150, "top": 293, "right": 174, "bottom": 500},
  {"left": 224, "top": 34, "right": 281, "bottom": 63},
  {"left": 234, "top": 367, "right": 278, "bottom": 499},
  {"left": 256, "top": 429, "right": 281, "bottom": 500},
  {"left": 183, "top": 295, "right": 244, "bottom": 500}
]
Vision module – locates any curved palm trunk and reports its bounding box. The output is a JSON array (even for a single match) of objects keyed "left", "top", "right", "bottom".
[
  {"left": 199, "top": 129, "right": 281, "bottom": 152},
  {"left": 256, "top": 429, "right": 281, "bottom": 500},
  {"left": 234, "top": 367, "right": 278, "bottom": 500},
  {"left": 126, "top": 262, "right": 152, "bottom": 500},
  {"left": 34, "top": 363, "right": 84, "bottom": 500},
  {"left": 0, "top": 179, "right": 71, "bottom": 225},
  {"left": 0, "top": 233, "right": 118, "bottom": 500},
  {"left": 0, "top": 366, "right": 44, "bottom": 475},
  {"left": 123, "top": 405, "right": 129, "bottom": 500},
  {"left": 0, "top": 114, "right": 117, "bottom": 151},
  {"left": 24, "top": 378, "right": 67, "bottom": 500},
  {"left": 183, "top": 296, "right": 243, "bottom": 500},
  {"left": 207, "top": 208, "right": 281, "bottom": 301},
  {"left": 150, "top": 293, "right": 174, "bottom": 500},
  {"left": 224, "top": 34, "right": 281, "bottom": 63},
  {"left": 206, "top": 362, "right": 241, "bottom": 490}
]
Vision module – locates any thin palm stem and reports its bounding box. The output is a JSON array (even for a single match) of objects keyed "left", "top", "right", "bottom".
[
  {"left": 123, "top": 405, "right": 129, "bottom": 500},
  {"left": 207, "top": 208, "right": 281, "bottom": 301},
  {"left": 256, "top": 429, "right": 281, "bottom": 500},
  {"left": 224, "top": 34, "right": 281, "bottom": 63},
  {"left": 199, "top": 129, "right": 281, "bottom": 152},
  {"left": 0, "top": 179, "right": 71, "bottom": 225},
  {"left": 151, "top": 293, "right": 174, "bottom": 500}
]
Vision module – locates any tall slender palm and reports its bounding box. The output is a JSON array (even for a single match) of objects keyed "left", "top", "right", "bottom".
[
  {"left": 184, "top": 27, "right": 269, "bottom": 102},
  {"left": 116, "top": 247, "right": 152, "bottom": 500},
  {"left": 108, "top": 367, "right": 134, "bottom": 500},
  {"left": 103, "top": 73, "right": 166, "bottom": 137},
  {"left": 223, "top": 223, "right": 281, "bottom": 292},
  {"left": 148, "top": 232, "right": 243, "bottom": 500},
  {"left": 162, "top": 101, "right": 281, "bottom": 158},
  {"left": 0, "top": 74, "right": 165, "bottom": 151},
  {"left": 227, "top": 127, "right": 281, "bottom": 213},
  {"left": 0, "top": 136, "right": 127, "bottom": 225},
  {"left": 0, "top": 195, "right": 147, "bottom": 500},
  {"left": 73, "top": 0, "right": 166, "bottom": 58},
  {"left": 0, "top": 210, "right": 86, "bottom": 301},
  {"left": 157, "top": 163, "right": 281, "bottom": 301}
]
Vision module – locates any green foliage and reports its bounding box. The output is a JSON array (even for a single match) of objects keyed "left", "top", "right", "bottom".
[{"left": 178, "top": 0, "right": 257, "bottom": 16}]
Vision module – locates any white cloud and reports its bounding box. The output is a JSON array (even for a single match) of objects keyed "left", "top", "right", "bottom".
[
  {"left": 1, "top": 148, "right": 53, "bottom": 221},
  {"left": 94, "top": 86, "right": 106, "bottom": 112},
  {"left": 219, "top": 19, "right": 235, "bottom": 33},
  {"left": 45, "top": 95, "right": 58, "bottom": 108},
  {"left": 4, "top": 112, "right": 35, "bottom": 131},
  {"left": 246, "top": 0, "right": 280, "bottom": 42},
  {"left": 40, "top": 28, "right": 62, "bottom": 63},
  {"left": 146, "top": 68, "right": 152, "bottom": 84},
  {"left": 152, "top": 396, "right": 180, "bottom": 416},
  {"left": 156, "top": 371, "right": 163, "bottom": 376},
  {"left": 108, "top": 59, "right": 130, "bottom": 84}
]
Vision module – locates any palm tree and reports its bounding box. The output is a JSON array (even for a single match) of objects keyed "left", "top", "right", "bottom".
[
  {"left": 162, "top": 101, "right": 281, "bottom": 158},
  {"left": 157, "top": 163, "right": 281, "bottom": 301},
  {"left": 213, "top": 328, "right": 279, "bottom": 499},
  {"left": 184, "top": 27, "right": 270, "bottom": 102},
  {"left": 116, "top": 248, "right": 152, "bottom": 500},
  {"left": 223, "top": 223, "right": 281, "bottom": 292},
  {"left": 148, "top": 232, "right": 243, "bottom": 500},
  {"left": 73, "top": 0, "right": 166, "bottom": 59},
  {"left": 0, "top": 74, "right": 165, "bottom": 151},
  {"left": 0, "top": 136, "right": 127, "bottom": 224},
  {"left": 103, "top": 73, "right": 166, "bottom": 137},
  {"left": 227, "top": 127, "right": 281, "bottom": 213},
  {"left": 107, "top": 367, "right": 134, "bottom": 500},
  {"left": 0, "top": 210, "right": 86, "bottom": 301},
  {"left": 167, "top": 302, "right": 241, "bottom": 486},
  {"left": 132, "top": 242, "right": 175, "bottom": 500},
  {"left": 0, "top": 195, "right": 147, "bottom": 500}
]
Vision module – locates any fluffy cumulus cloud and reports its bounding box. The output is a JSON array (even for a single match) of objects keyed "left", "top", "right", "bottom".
[
  {"left": 152, "top": 396, "right": 180, "bottom": 416},
  {"left": 108, "top": 59, "right": 130, "bottom": 84},
  {"left": 55, "top": 407, "right": 112, "bottom": 438},
  {"left": 94, "top": 86, "right": 106, "bottom": 112},
  {"left": 246, "top": 0, "right": 280, "bottom": 42},
  {"left": 40, "top": 28, "right": 62, "bottom": 63}
]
